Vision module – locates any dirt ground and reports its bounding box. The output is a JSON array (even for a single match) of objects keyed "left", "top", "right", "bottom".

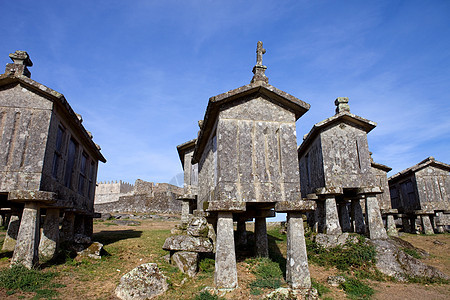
[{"left": 0, "top": 220, "right": 449, "bottom": 299}]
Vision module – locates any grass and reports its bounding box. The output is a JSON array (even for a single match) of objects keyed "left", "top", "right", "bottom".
[
  {"left": 401, "top": 247, "right": 422, "bottom": 259},
  {"left": 340, "top": 275, "right": 374, "bottom": 300},
  {"left": 245, "top": 257, "right": 284, "bottom": 295},
  {"left": 0, "top": 264, "right": 64, "bottom": 298},
  {"left": 311, "top": 278, "right": 331, "bottom": 297}
]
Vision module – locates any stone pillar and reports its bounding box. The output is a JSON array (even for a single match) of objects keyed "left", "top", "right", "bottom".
[
  {"left": 84, "top": 216, "right": 93, "bottom": 238},
  {"left": 286, "top": 212, "right": 311, "bottom": 289},
  {"left": 74, "top": 214, "right": 85, "bottom": 236},
  {"left": 324, "top": 195, "right": 342, "bottom": 235},
  {"left": 2, "top": 210, "right": 21, "bottom": 251},
  {"left": 11, "top": 202, "right": 40, "bottom": 268},
  {"left": 61, "top": 211, "right": 75, "bottom": 244},
  {"left": 401, "top": 216, "right": 412, "bottom": 233},
  {"left": 181, "top": 200, "right": 191, "bottom": 224},
  {"left": 351, "top": 198, "right": 365, "bottom": 234},
  {"left": 316, "top": 201, "right": 325, "bottom": 233},
  {"left": 255, "top": 217, "right": 268, "bottom": 257},
  {"left": 236, "top": 220, "right": 247, "bottom": 246},
  {"left": 409, "top": 216, "right": 417, "bottom": 234},
  {"left": 435, "top": 212, "right": 444, "bottom": 233},
  {"left": 386, "top": 215, "right": 398, "bottom": 236},
  {"left": 365, "top": 195, "right": 388, "bottom": 239},
  {"left": 339, "top": 203, "right": 352, "bottom": 232},
  {"left": 421, "top": 215, "right": 434, "bottom": 235},
  {"left": 215, "top": 212, "right": 238, "bottom": 289},
  {"left": 0, "top": 214, "right": 4, "bottom": 227},
  {"left": 39, "top": 208, "right": 60, "bottom": 262}
]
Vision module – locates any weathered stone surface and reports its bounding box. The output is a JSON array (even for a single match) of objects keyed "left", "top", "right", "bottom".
[
  {"left": 236, "top": 220, "right": 247, "bottom": 246},
  {"left": 365, "top": 195, "right": 388, "bottom": 239},
  {"left": 386, "top": 214, "right": 398, "bottom": 236},
  {"left": 286, "top": 212, "right": 311, "bottom": 289},
  {"left": 60, "top": 211, "right": 75, "bottom": 243},
  {"left": 339, "top": 203, "right": 352, "bottom": 232},
  {"left": 421, "top": 215, "right": 434, "bottom": 234},
  {"left": 255, "top": 217, "right": 268, "bottom": 257},
  {"left": 314, "top": 233, "right": 358, "bottom": 249},
  {"left": 327, "top": 275, "right": 346, "bottom": 287},
  {"left": 162, "top": 235, "right": 213, "bottom": 252},
  {"left": 324, "top": 196, "right": 342, "bottom": 235},
  {"left": 351, "top": 198, "right": 366, "bottom": 234},
  {"left": 215, "top": 212, "right": 238, "bottom": 289},
  {"left": 11, "top": 202, "right": 40, "bottom": 269},
  {"left": 186, "top": 216, "right": 209, "bottom": 237},
  {"left": 75, "top": 242, "right": 104, "bottom": 260},
  {"left": 2, "top": 213, "right": 20, "bottom": 251},
  {"left": 370, "top": 238, "right": 448, "bottom": 281},
  {"left": 74, "top": 233, "right": 92, "bottom": 245},
  {"left": 115, "top": 263, "right": 168, "bottom": 300},
  {"left": 38, "top": 208, "right": 60, "bottom": 262},
  {"left": 172, "top": 251, "right": 198, "bottom": 277}
]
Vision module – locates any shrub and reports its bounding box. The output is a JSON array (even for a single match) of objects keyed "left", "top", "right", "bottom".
[
  {"left": 199, "top": 258, "right": 215, "bottom": 273},
  {"left": 340, "top": 276, "right": 374, "bottom": 300},
  {"left": 401, "top": 247, "right": 422, "bottom": 259}
]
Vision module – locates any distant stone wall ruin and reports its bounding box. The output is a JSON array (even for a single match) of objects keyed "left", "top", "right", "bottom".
[{"left": 94, "top": 179, "right": 183, "bottom": 214}]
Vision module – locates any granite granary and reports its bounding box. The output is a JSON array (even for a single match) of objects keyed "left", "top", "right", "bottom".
[
  {"left": 0, "top": 51, "right": 105, "bottom": 268},
  {"left": 389, "top": 157, "right": 450, "bottom": 234},
  {"left": 173, "top": 41, "right": 315, "bottom": 290},
  {"left": 298, "top": 97, "right": 388, "bottom": 240}
]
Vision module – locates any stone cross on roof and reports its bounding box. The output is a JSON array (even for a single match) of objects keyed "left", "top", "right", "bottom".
[
  {"left": 256, "top": 41, "right": 266, "bottom": 66},
  {"left": 335, "top": 97, "right": 350, "bottom": 114},
  {"left": 251, "top": 41, "right": 269, "bottom": 84},
  {"left": 9, "top": 50, "right": 33, "bottom": 67}
]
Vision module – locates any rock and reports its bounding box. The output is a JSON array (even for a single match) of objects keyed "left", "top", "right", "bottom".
[
  {"left": 163, "top": 235, "right": 213, "bottom": 252},
  {"left": 433, "top": 240, "right": 445, "bottom": 246},
  {"left": 75, "top": 242, "right": 104, "bottom": 260},
  {"left": 115, "top": 263, "right": 168, "bottom": 300},
  {"left": 171, "top": 226, "right": 184, "bottom": 235},
  {"left": 390, "top": 236, "right": 430, "bottom": 258},
  {"left": 314, "top": 233, "right": 358, "bottom": 248},
  {"left": 74, "top": 234, "right": 92, "bottom": 245},
  {"left": 172, "top": 251, "right": 198, "bottom": 277},
  {"left": 113, "top": 220, "right": 141, "bottom": 226},
  {"left": 327, "top": 275, "right": 346, "bottom": 287},
  {"left": 369, "top": 238, "right": 449, "bottom": 281},
  {"left": 100, "top": 213, "right": 112, "bottom": 221},
  {"left": 263, "top": 287, "right": 298, "bottom": 299},
  {"left": 186, "top": 217, "right": 209, "bottom": 237}
]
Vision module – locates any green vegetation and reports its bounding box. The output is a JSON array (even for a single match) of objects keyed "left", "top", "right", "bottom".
[
  {"left": 401, "top": 247, "right": 422, "bottom": 259},
  {"left": 193, "top": 290, "right": 222, "bottom": 300},
  {"left": 0, "top": 264, "right": 64, "bottom": 299},
  {"left": 311, "top": 278, "right": 331, "bottom": 297},
  {"left": 340, "top": 276, "right": 374, "bottom": 300},
  {"left": 198, "top": 258, "right": 215, "bottom": 273},
  {"left": 245, "top": 257, "right": 284, "bottom": 295}
]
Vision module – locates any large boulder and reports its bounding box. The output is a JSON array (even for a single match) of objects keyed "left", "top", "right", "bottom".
[
  {"left": 314, "top": 233, "right": 358, "bottom": 248},
  {"left": 115, "top": 263, "right": 168, "bottom": 300},
  {"left": 75, "top": 242, "right": 104, "bottom": 260},
  {"left": 163, "top": 235, "right": 213, "bottom": 252},
  {"left": 186, "top": 217, "right": 209, "bottom": 237},
  {"left": 369, "top": 238, "right": 449, "bottom": 281}
]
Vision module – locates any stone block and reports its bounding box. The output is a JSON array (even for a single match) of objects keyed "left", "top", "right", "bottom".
[
  {"left": 171, "top": 251, "right": 198, "bottom": 277},
  {"left": 162, "top": 235, "right": 213, "bottom": 253}
]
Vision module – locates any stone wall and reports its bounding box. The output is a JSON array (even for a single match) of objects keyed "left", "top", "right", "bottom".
[
  {"left": 94, "top": 179, "right": 183, "bottom": 214},
  {"left": 95, "top": 181, "right": 134, "bottom": 204},
  {"left": 415, "top": 166, "right": 450, "bottom": 211}
]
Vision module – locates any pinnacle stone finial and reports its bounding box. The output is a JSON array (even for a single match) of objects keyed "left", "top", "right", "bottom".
[
  {"left": 5, "top": 50, "right": 33, "bottom": 77},
  {"left": 335, "top": 97, "right": 350, "bottom": 114},
  {"left": 251, "top": 41, "right": 268, "bottom": 84}
]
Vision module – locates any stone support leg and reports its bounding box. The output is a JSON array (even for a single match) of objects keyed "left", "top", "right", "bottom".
[
  {"left": 84, "top": 216, "right": 93, "bottom": 238},
  {"left": 421, "top": 215, "right": 434, "bottom": 235},
  {"left": 351, "top": 198, "right": 366, "bottom": 234},
  {"left": 0, "top": 214, "right": 4, "bottom": 227},
  {"left": 11, "top": 202, "right": 40, "bottom": 268},
  {"left": 386, "top": 215, "right": 398, "bottom": 236},
  {"left": 181, "top": 200, "right": 190, "bottom": 224},
  {"left": 215, "top": 212, "right": 238, "bottom": 289},
  {"left": 236, "top": 220, "right": 247, "bottom": 246},
  {"left": 61, "top": 211, "right": 75, "bottom": 244},
  {"left": 410, "top": 216, "right": 417, "bottom": 234},
  {"left": 255, "top": 217, "right": 269, "bottom": 257},
  {"left": 316, "top": 201, "right": 325, "bottom": 233},
  {"left": 401, "top": 217, "right": 411, "bottom": 233},
  {"left": 365, "top": 195, "right": 388, "bottom": 239},
  {"left": 339, "top": 203, "right": 352, "bottom": 232},
  {"left": 39, "top": 208, "right": 60, "bottom": 262},
  {"left": 74, "top": 214, "right": 85, "bottom": 236},
  {"left": 286, "top": 212, "right": 311, "bottom": 289},
  {"left": 324, "top": 196, "right": 342, "bottom": 235},
  {"left": 2, "top": 210, "right": 21, "bottom": 251}
]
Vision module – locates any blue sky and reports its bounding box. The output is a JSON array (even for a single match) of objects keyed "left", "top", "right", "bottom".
[{"left": 1, "top": 0, "right": 449, "bottom": 187}]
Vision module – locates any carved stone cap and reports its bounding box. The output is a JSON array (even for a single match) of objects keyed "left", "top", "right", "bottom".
[
  {"left": 9, "top": 50, "right": 33, "bottom": 66},
  {"left": 335, "top": 97, "right": 350, "bottom": 114}
]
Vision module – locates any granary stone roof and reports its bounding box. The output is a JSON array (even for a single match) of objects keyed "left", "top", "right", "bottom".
[
  {"left": 176, "top": 138, "right": 196, "bottom": 169},
  {"left": 388, "top": 157, "right": 450, "bottom": 182},
  {"left": 0, "top": 51, "right": 106, "bottom": 163},
  {"left": 298, "top": 102, "right": 377, "bottom": 157},
  {"left": 371, "top": 161, "right": 392, "bottom": 172},
  {"left": 192, "top": 80, "right": 310, "bottom": 163}
]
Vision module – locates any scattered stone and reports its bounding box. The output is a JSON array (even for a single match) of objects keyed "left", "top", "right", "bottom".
[
  {"left": 99, "top": 213, "right": 112, "bottom": 221},
  {"left": 186, "top": 217, "right": 209, "bottom": 237},
  {"left": 314, "top": 233, "right": 358, "bottom": 248},
  {"left": 370, "top": 238, "right": 449, "bottom": 281},
  {"left": 171, "top": 226, "right": 184, "bottom": 235},
  {"left": 115, "top": 263, "right": 168, "bottom": 300},
  {"left": 433, "top": 240, "right": 445, "bottom": 246},
  {"left": 327, "top": 275, "right": 346, "bottom": 287},
  {"left": 162, "top": 235, "right": 213, "bottom": 252},
  {"left": 75, "top": 242, "right": 104, "bottom": 260},
  {"left": 263, "top": 287, "right": 299, "bottom": 299},
  {"left": 171, "top": 251, "right": 198, "bottom": 277},
  {"left": 113, "top": 220, "right": 141, "bottom": 226}
]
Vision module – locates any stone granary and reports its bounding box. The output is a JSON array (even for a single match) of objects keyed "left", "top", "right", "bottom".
[
  {"left": 176, "top": 139, "right": 198, "bottom": 224},
  {"left": 388, "top": 157, "right": 450, "bottom": 234},
  {"left": 191, "top": 42, "right": 314, "bottom": 290},
  {"left": 0, "top": 51, "right": 106, "bottom": 268},
  {"left": 298, "top": 97, "right": 388, "bottom": 240}
]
